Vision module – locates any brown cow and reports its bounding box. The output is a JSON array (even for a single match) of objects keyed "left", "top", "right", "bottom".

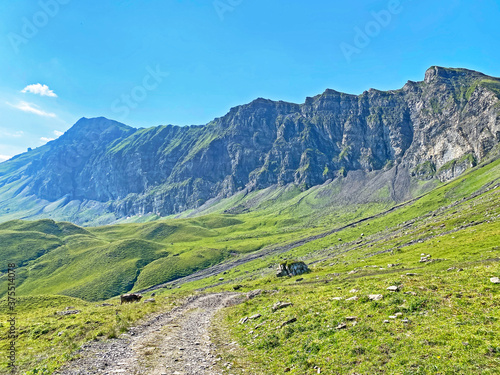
[{"left": 120, "top": 293, "right": 142, "bottom": 304}]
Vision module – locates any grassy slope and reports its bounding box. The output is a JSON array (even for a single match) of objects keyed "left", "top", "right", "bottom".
[
  {"left": 0, "top": 171, "right": 401, "bottom": 302},
  {"left": 0, "top": 155, "right": 499, "bottom": 374},
  {"left": 197, "top": 158, "right": 500, "bottom": 374}
]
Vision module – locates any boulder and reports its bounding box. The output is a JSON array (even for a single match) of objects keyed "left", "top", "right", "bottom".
[{"left": 276, "top": 261, "right": 309, "bottom": 277}]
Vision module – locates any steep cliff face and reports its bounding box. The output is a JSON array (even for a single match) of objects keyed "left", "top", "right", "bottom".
[{"left": 0, "top": 66, "right": 499, "bottom": 223}]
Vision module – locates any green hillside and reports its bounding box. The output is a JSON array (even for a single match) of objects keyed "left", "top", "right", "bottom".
[
  {"left": 202, "top": 157, "right": 500, "bottom": 374},
  {"left": 0, "top": 153, "right": 499, "bottom": 374},
  {"left": 0, "top": 166, "right": 419, "bottom": 301}
]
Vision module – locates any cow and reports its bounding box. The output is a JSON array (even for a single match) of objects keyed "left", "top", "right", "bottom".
[{"left": 120, "top": 293, "right": 143, "bottom": 305}]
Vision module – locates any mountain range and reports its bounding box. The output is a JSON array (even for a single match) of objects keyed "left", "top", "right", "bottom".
[{"left": 1, "top": 66, "right": 499, "bottom": 225}]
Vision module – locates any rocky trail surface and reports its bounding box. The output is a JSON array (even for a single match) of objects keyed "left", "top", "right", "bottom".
[{"left": 55, "top": 293, "right": 242, "bottom": 375}]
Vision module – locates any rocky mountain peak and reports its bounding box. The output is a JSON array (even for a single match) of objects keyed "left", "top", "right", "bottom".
[
  {"left": 0, "top": 67, "right": 498, "bottom": 225},
  {"left": 63, "top": 117, "right": 135, "bottom": 140},
  {"left": 424, "top": 66, "right": 486, "bottom": 84}
]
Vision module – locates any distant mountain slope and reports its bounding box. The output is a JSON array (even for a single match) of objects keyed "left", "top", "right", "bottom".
[
  {"left": 0, "top": 66, "right": 499, "bottom": 225},
  {"left": 1, "top": 147, "right": 499, "bottom": 302}
]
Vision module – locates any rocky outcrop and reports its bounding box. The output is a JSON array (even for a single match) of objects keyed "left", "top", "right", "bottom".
[
  {"left": 276, "top": 261, "right": 309, "bottom": 277},
  {"left": 0, "top": 67, "right": 499, "bottom": 224}
]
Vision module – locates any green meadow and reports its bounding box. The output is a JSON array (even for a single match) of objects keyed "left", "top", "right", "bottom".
[{"left": 0, "top": 155, "right": 499, "bottom": 374}]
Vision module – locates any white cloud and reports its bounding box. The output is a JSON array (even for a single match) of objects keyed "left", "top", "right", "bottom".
[
  {"left": 7, "top": 101, "right": 56, "bottom": 117},
  {"left": 40, "top": 137, "right": 55, "bottom": 144},
  {"left": 1, "top": 130, "right": 24, "bottom": 137},
  {"left": 54, "top": 130, "right": 64, "bottom": 137},
  {"left": 21, "top": 83, "right": 57, "bottom": 97},
  {"left": 0, "top": 155, "right": 12, "bottom": 162}
]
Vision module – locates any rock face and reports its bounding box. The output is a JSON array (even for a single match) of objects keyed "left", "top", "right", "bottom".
[
  {"left": 276, "top": 261, "right": 309, "bottom": 277},
  {"left": 0, "top": 67, "right": 499, "bottom": 224}
]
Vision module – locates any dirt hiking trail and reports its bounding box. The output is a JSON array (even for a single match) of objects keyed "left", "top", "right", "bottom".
[{"left": 55, "top": 293, "right": 242, "bottom": 375}]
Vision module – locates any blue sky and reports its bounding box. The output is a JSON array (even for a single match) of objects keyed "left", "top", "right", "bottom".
[{"left": 0, "top": 0, "right": 499, "bottom": 161}]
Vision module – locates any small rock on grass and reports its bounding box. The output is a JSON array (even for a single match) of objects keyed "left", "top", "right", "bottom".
[
  {"left": 249, "top": 314, "right": 261, "bottom": 320},
  {"left": 387, "top": 286, "right": 400, "bottom": 292},
  {"left": 280, "top": 318, "right": 297, "bottom": 328},
  {"left": 272, "top": 302, "right": 293, "bottom": 312},
  {"left": 490, "top": 277, "right": 500, "bottom": 284},
  {"left": 346, "top": 296, "right": 359, "bottom": 301},
  {"left": 368, "top": 294, "right": 383, "bottom": 301},
  {"left": 336, "top": 323, "right": 347, "bottom": 330},
  {"left": 56, "top": 310, "right": 80, "bottom": 316},
  {"left": 247, "top": 289, "right": 263, "bottom": 299}
]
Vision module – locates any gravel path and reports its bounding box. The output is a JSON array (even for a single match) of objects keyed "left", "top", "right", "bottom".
[{"left": 55, "top": 293, "right": 242, "bottom": 375}]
